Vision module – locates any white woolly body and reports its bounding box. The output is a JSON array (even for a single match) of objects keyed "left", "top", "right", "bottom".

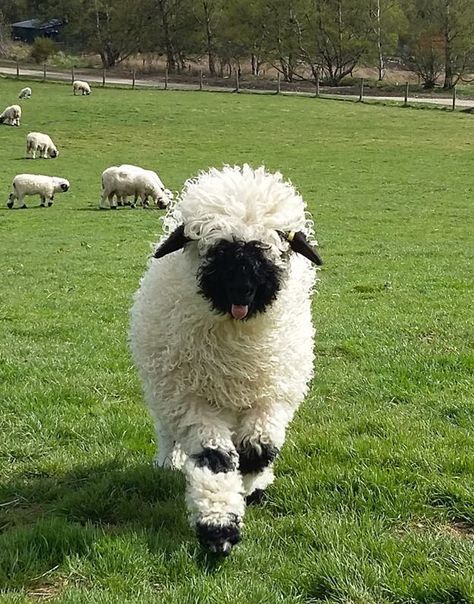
[
  {"left": 130, "top": 165, "right": 318, "bottom": 544},
  {"left": 101, "top": 164, "right": 171, "bottom": 208},
  {"left": 73, "top": 80, "right": 91, "bottom": 95},
  {"left": 9, "top": 174, "right": 69, "bottom": 207},
  {"left": 18, "top": 87, "right": 32, "bottom": 99},
  {"left": 0, "top": 104, "right": 21, "bottom": 126},
  {"left": 26, "top": 132, "right": 58, "bottom": 159}
]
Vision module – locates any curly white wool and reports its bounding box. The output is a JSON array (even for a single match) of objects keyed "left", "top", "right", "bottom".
[
  {"left": 130, "top": 164, "right": 319, "bottom": 552},
  {"left": 18, "top": 87, "right": 32, "bottom": 99},
  {"left": 26, "top": 132, "right": 59, "bottom": 159},
  {"left": 7, "top": 174, "right": 70, "bottom": 208},
  {"left": 72, "top": 80, "right": 91, "bottom": 95},
  {"left": 0, "top": 104, "right": 22, "bottom": 126},
  {"left": 100, "top": 164, "right": 171, "bottom": 209}
]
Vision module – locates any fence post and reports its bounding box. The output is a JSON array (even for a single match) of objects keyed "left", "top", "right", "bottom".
[
  {"left": 71, "top": 66, "right": 75, "bottom": 84},
  {"left": 276, "top": 72, "right": 281, "bottom": 94},
  {"left": 16, "top": 60, "right": 19, "bottom": 78},
  {"left": 404, "top": 81, "right": 409, "bottom": 106},
  {"left": 102, "top": 67, "right": 106, "bottom": 87},
  {"left": 164, "top": 68, "right": 168, "bottom": 90},
  {"left": 235, "top": 68, "right": 240, "bottom": 93},
  {"left": 358, "top": 78, "right": 364, "bottom": 102},
  {"left": 43, "top": 63, "right": 46, "bottom": 82},
  {"left": 452, "top": 86, "right": 456, "bottom": 111},
  {"left": 132, "top": 69, "right": 136, "bottom": 89},
  {"left": 199, "top": 69, "right": 203, "bottom": 91},
  {"left": 315, "top": 71, "right": 320, "bottom": 97}
]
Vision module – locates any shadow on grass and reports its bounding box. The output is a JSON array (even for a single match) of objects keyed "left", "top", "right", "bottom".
[{"left": 0, "top": 461, "right": 192, "bottom": 588}]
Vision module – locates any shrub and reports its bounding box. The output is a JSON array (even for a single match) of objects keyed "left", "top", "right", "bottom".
[{"left": 30, "top": 37, "right": 57, "bottom": 64}]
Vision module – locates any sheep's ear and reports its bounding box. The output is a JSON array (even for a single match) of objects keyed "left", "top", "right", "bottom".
[
  {"left": 154, "top": 224, "right": 190, "bottom": 259},
  {"left": 278, "top": 230, "right": 323, "bottom": 266}
]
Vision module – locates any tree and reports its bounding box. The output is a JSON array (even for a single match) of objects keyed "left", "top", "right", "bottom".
[
  {"left": 367, "top": 0, "right": 405, "bottom": 80},
  {"left": 292, "top": 0, "right": 372, "bottom": 86}
]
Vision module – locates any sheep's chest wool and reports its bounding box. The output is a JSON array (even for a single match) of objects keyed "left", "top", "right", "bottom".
[{"left": 130, "top": 164, "right": 322, "bottom": 554}]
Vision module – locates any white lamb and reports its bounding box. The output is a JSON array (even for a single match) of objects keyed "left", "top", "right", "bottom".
[
  {"left": 0, "top": 104, "right": 21, "bottom": 126},
  {"left": 26, "top": 132, "right": 59, "bottom": 159},
  {"left": 18, "top": 87, "right": 32, "bottom": 99},
  {"left": 73, "top": 80, "right": 91, "bottom": 95},
  {"left": 130, "top": 165, "right": 323, "bottom": 554},
  {"left": 7, "top": 174, "right": 70, "bottom": 209},
  {"left": 100, "top": 165, "right": 171, "bottom": 210}
]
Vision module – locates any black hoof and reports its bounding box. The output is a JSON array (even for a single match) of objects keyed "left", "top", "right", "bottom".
[
  {"left": 110, "top": 206, "right": 117, "bottom": 210},
  {"left": 196, "top": 517, "right": 241, "bottom": 555},
  {"left": 192, "top": 447, "right": 236, "bottom": 474},
  {"left": 7, "top": 202, "right": 13, "bottom": 209},
  {"left": 246, "top": 488, "right": 266, "bottom": 506},
  {"left": 238, "top": 441, "right": 279, "bottom": 474},
  {"left": 48, "top": 202, "right": 53, "bottom": 207}
]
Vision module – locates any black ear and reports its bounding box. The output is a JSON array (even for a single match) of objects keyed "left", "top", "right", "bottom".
[
  {"left": 279, "top": 230, "right": 323, "bottom": 266},
  {"left": 154, "top": 224, "right": 190, "bottom": 259}
]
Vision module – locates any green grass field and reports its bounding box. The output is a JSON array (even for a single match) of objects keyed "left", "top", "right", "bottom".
[{"left": 0, "top": 78, "right": 473, "bottom": 603}]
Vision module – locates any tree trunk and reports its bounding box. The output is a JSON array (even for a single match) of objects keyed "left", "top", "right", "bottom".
[
  {"left": 442, "top": 1, "right": 453, "bottom": 89},
  {"left": 376, "top": 0, "right": 385, "bottom": 81}
]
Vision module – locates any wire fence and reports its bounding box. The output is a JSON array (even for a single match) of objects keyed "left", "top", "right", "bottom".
[{"left": 2, "top": 60, "right": 473, "bottom": 112}]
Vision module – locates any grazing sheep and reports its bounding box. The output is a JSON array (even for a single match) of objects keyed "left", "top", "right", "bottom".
[
  {"left": 26, "top": 132, "right": 59, "bottom": 159},
  {"left": 129, "top": 165, "right": 323, "bottom": 554},
  {"left": 0, "top": 104, "right": 21, "bottom": 126},
  {"left": 100, "top": 164, "right": 171, "bottom": 210},
  {"left": 18, "top": 87, "right": 32, "bottom": 99},
  {"left": 7, "top": 174, "right": 70, "bottom": 209},
  {"left": 73, "top": 80, "right": 91, "bottom": 95}
]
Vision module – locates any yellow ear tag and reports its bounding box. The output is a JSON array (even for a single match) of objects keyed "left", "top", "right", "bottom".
[{"left": 287, "top": 231, "right": 295, "bottom": 242}]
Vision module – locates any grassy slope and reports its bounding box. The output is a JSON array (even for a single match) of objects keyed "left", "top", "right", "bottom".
[{"left": 0, "top": 79, "right": 473, "bottom": 604}]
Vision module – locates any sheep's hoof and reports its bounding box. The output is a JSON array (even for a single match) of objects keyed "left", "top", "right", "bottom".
[
  {"left": 110, "top": 206, "right": 117, "bottom": 210},
  {"left": 48, "top": 202, "right": 53, "bottom": 207},
  {"left": 40, "top": 203, "right": 45, "bottom": 208},
  {"left": 19, "top": 205, "right": 27, "bottom": 209},
  {"left": 192, "top": 447, "right": 236, "bottom": 473},
  {"left": 238, "top": 441, "right": 279, "bottom": 474},
  {"left": 7, "top": 201, "right": 13, "bottom": 209},
  {"left": 246, "top": 488, "right": 266, "bottom": 506},
  {"left": 196, "top": 517, "right": 241, "bottom": 555}
]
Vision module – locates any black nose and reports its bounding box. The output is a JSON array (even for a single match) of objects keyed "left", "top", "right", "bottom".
[{"left": 228, "top": 285, "right": 254, "bottom": 304}]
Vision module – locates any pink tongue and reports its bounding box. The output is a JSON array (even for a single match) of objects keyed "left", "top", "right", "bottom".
[{"left": 231, "top": 304, "right": 249, "bottom": 320}]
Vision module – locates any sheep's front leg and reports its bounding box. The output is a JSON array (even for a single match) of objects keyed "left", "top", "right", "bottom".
[
  {"left": 173, "top": 402, "right": 244, "bottom": 554},
  {"left": 236, "top": 403, "right": 293, "bottom": 501}
]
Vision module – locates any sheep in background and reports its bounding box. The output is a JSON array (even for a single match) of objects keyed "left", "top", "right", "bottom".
[
  {"left": 100, "top": 165, "right": 171, "bottom": 210},
  {"left": 26, "top": 132, "right": 59, "bottom": 159},
  {"left": 0, "top": 104, "right": 21, "bottom": 126},
  {"left": 18, "top": 87, "right": 32, "bottom": 99},
  {"left": 73, "top": 80, "right": 91, "bottom": 95},
  {"left": 119, "top": 164, "right": 173, "bottom": 207},
  {"left": 130, "top": 165, "right": 323, "bottom": 554},
  {"left": 7, "top": 174, "right": 70, "bottom": 209}
]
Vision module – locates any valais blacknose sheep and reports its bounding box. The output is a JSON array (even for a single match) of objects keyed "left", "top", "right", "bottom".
[
  {"left": 7, "top": 174, "right": 70, "bottom": 208},
  {"left": 0, "top": 104, "right": 21, "bottom": 126},
  {"left": 73, "top": 80, "right": 91, "bottom": 95},
  {"left": 26, "top": 132, "right": 59, "bottom": 159},
  {"left": 130, "top": 165, "right": 323, "bottom": 554},
  {"left": 18, "top": 87, "right": 32, "bottom": 99}
]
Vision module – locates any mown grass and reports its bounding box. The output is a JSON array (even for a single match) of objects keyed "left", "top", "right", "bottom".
[{"left": 0, "top": 78, "right": 473, "bottom": 603}]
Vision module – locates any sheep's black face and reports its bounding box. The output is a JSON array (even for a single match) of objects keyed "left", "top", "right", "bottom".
[
  {"left": 198, "top": 239, "right": 283, "bottom": 320},
  {"left": 60, "top": 183, "right": 69, "bottom": 192}
]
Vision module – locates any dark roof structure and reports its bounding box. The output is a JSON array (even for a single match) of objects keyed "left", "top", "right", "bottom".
[{"left": 11, "top": 18, "right": 66, "bottom": 43}]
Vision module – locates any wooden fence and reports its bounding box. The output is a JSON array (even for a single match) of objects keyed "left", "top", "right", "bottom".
[{"left": 6, "top": 61, "right": 471, "bottom": 112}]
